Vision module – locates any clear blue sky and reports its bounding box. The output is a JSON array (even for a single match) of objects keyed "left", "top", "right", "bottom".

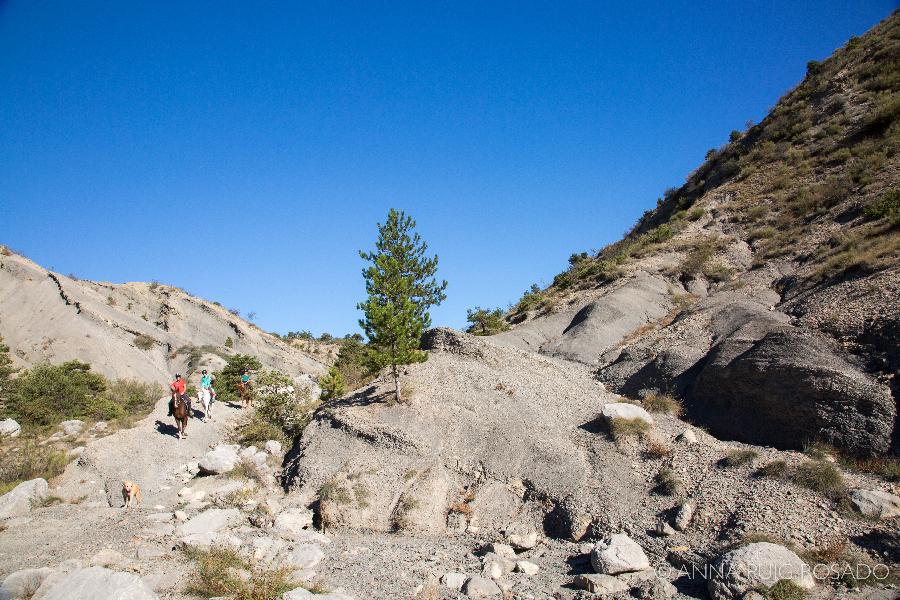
[{"left": 1, "top": 2, "right": 894, "bottom": 336}]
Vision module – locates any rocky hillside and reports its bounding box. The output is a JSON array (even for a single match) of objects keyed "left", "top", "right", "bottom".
[
  {"left": 0, "top": 249, "right": 326, "bottom": 382},
  {"left": 494, "top": 13, "right": 899, "bottom": 457}
]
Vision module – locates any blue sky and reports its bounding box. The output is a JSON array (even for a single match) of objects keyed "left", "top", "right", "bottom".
[{"left": 1, "top": 2, "right": 894, "bottom": 336}]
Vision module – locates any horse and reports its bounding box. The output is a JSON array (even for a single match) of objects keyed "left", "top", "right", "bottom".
[
  {"left": 198, "top": 388, "right": 212, "bottom": 422},
  {"left": 172, "top": 392, "right": 190, "bottom": 439},
  {"left": 237, "top": 381, "right": 252, "bottom": 408}
]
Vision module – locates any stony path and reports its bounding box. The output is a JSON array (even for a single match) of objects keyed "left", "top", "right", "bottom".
[{"left": 0, "top": 394, "right": 245, "bottom": 578}]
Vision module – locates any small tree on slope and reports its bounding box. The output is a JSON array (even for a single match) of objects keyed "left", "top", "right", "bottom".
[{"left": 358, "top": 208, "right": 447, "bottom": 403}]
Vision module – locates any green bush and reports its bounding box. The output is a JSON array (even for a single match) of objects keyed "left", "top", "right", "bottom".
[
  {"left": 332, "top": 337, "right": 373, "bottom": 391},
  {"left": 253, "top": 369, "right": 317, "bottom": 439},
  {"left": 791, "top": 461, "right": 846, "bottom": 499},
  {"left": 319, "top": 366, "right": 346, "bottom": 400},
  {"left": 641, "top": 393, "right": 682, "bottom": 415},
  {"left": 465, "top": 307, "right": 509, "bottom": 336},
  {"left": 765, "top": 579, "right": 808, "bottom": 600},
  {"left": 213, "top": 354, "right": 263, "bottom": 405},
  {"left": 133, "top": 334, "right": 155, "bottom": 350},
  {"left": 720, "top": 449, "right": 759, "bottom": 467},
  {"left": 7, "top": 361, "right": 118, "bottom": 427},
  {"left": 184, "top": 546, "right": 296, "bottom": 600},
  {"left": 756, "top": 460, "right": 788, "bottom": 479},
  {"left": 0, "top": 443, "right": 70, "bottom": 495},
  {"left": 864, "top": 189, "right": 900, "bottom": 226},
  {"left": 655, "top": 467, "right": 682, "bottom": 496},
  {"left": 224, "top": 337, "right": 233, "bottom": 348}
]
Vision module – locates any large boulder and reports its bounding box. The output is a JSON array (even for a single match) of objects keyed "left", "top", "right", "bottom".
[
  {"left": 590, "top": 533, "right": 650, "bottom": 575},
  {"left": 850, "top": 489, "right": 900, "bottom": 519},
  {"left": 707, "top": 542, "right": 815, "bottom": 600},
  {"left": 693, "top": 327, "right": 894, "bottom": 456},
  {"left": 58, "top": 420, "right": 85, "bottom": 436},
  {"left": 0, "top": 567, "right": 53, "bottom": 600},
  {"left": 197, "top": 445, "right": 239, "bottom": 474},
  {"left": 0, "top": 418, "right": 21, "bottom": 438},
  {"left": 32, "top": 566, "right": 157, "bottom": 600},
  {"left": 461, "top": 576, "right": 502, "bottom": 598},
  {"left": 0, "top": 479, "right": 48, "bottom": 519}
]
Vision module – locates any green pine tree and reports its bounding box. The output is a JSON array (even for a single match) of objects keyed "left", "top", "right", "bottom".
[
  {"left": 0, "top": 335, "right": 16, "bottom": 412},
  {"left": 319, "top": 366, "right": 346, "bottom": 400},
  {"left": 358, "top": 209, "right": 447, "bottom": 403},
  {"left": 465, "top": 307, "right": 509, "bottom": 336}
]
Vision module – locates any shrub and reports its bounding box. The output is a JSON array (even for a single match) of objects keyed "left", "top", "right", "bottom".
[
  {"left": 764, "top": 579, "right": 807, "bottom": 600},
  {"left": 756, "top": 460, "right": 788, "bottom": 479},
  {"left": 687, "top": 207, "right": 705, "bottom": 221},
  {"left": 791, "top": 461, "right": 846, "bottom": 499},
  {"left": 133, "top": 334, "right": 155, "bottom": 350},
  {"left": 213, "top": 355, "right": 263, "bottom": 405},
  {"left": 748, "top": 226, "right": 776, "bottom": 241},
  {"left": 465, "top": 307, "right": 509, "bottom": 336},
  {"left": 229, "top": 414, "right": 286, "bottom": 447},
  {"left": 224, "top": 337, "right": 233, "bottom": 348},
  {"left": 729, "top": 130, "right": 742, "bottom": 142},
  {"left": 720, "top": 449, "right": 759, "bottom": 467},
  {"left": 608, "top": 417, "right": 651, "bottom": 440},
  {"left": 644, "top": 434, "right": 672, "bottom": 459},
  {"left": 642, "top": 393, "right": 682, "bottom": 416},
  {"left": 7, "top": 361, "right": 116, "bottom": 427},
  {"left": 513, "top": 284, "right": 545, "bottom": 314},
  {"left": 864, "top": 189, "right": 900, "bottom": 226},
  {"left": 655, "top": 468, "right": 682, "bottom": 496},
  {"left": 332, "top": 337, "right": 373, "bottom": 391},
  {"left": 184, "top": 546, "right": 295, "bottom": 600},
  {"left": 319, "top": 480, "right": 351, "bottom": 504},
  {"left": 0, "top": 443, "right": 70, "bottom": 494},
  {"left": 253, "top": 369, "right": 317, "bottom": 440}
]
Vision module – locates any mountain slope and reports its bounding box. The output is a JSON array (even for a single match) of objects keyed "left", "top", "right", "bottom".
[
  {"left": 0, "top": 249, "right": 326, "bottom": 382},
  {"left": 493, "top": 12, "right": 900, "bottom": 456}
]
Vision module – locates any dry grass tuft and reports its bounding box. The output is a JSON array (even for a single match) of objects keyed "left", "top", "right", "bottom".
[
  {"left": 641, "top": 393, "right": 683, "bottom": 416},
  {"left": 608, "top": 417, "right": 651, "bottom": 440},
  {"left": 720, "top": 449, "right": 759, "bottom": 467},
  {"left": 644, "top": 434, "right": 672, "bottom": 458}
]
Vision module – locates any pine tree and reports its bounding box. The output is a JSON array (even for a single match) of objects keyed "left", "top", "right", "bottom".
[
  {"left": 319, "top": 366, "right": 346, "bottom": 400},
  {"left": 465, "top": 307, "right": 508, "bottom": 336},
  {"left": 0, "top": 335, "right": 15, "bottom": 412},
  {"left": 358, "top": 209, "right": 447, "bottom": 402}
]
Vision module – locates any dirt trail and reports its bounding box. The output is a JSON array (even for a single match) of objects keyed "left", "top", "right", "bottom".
[{"left": 0, "top": 394, "right": 245, "bottom": 577}]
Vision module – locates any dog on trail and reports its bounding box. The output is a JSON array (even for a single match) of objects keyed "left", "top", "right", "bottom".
[{"left": 122, "top": 480, "right": 142, "bottom": 508}]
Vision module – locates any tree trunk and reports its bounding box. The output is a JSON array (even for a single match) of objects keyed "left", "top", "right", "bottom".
[{"left": 392, "top": 363, "right": 401, "bottom": 403}]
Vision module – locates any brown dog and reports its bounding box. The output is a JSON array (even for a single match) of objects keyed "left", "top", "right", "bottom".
[{"left": 122, "top": 480, "right": 142, "bottom": 508}]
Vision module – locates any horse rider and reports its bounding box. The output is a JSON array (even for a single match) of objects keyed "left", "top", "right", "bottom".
[
  {"left": 200, "top": 369, "right": 216, "bottom": 404},
  {"left": 168, "top": 373, "right": 191, "bottom": 417}
]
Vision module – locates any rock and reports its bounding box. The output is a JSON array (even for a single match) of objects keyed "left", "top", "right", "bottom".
[
  {"left": 90, "top": 549, "right": 127, "bottom": 567},
  {"left": 486, "top": 542, "right": 515, "bottom": 558},
  {"left": 58, "top": 420, "right": 85, "bottom": 436},
  {"left": 0, "top": 478, "right": 48, "bottom": 519},
  {"left": 462, "top": 576, "right": 502, "bottom": 598},
  {"left": 630, "top": 575, "right": 678, "bottom": 599},
  {"left": 180, "top": 532, "right": 242, "bottom": 550},
  {"left": 601, "top": 402, "right": 654, "bottom": 426},
  {"left": 33, "top": 566, "right": 157, "bottom": 600},
  {"left": 145, "top": 512, "right": 173, "bottom": 523},
  {"left": 283, "top": 544, "right": 325, "bottom": 570},
  {"left": 68, "top": 446, "right": 86, "bottom": 458},
  {"left": 177, "top": 508, "right": 241, "bottom": 536},
  {"left": 673, "top": 501, "right": 695, "bottom": 531},
  {"left": 504, "top": 523, "right": 538, "bottom": 550},
  {"left": 0, "top": 567, "right": 53, "bottom": 600},
  {"left": 0, "top": 418, "right": 21, "bottom": 438},
  {"left": 707, "top": 542, "right": 815, "bottom": 600},
  {"left": 273, "top": 508, "right": 315, "bottom": 536},
  {"left": 515, "top": 560, "right": 539, "bottom": 575},
  {"left": 850, "top": 489, "right": 900, "bottom": 519},
  {"left": 676, "top": 429, "right": 697, "bottom": 444},
  {"left": 174, "top": 510, "right": 188, "bottom": 522},
  {"left": 572, "top": 573, "right": 628, "bottom": 594},
  {"left": 92, "top": 421, "right": 108, "bottom": 432},
  {"left": 693, "top": 328, "right": 895, "bottom": 456},
  {"left": 441, "top": 572, "right": 467, "bottom": 591},
  {"left": 590, "top": 533, "right": 650, "bottom": 575},
  {"left": 239, "top": 445, "right": 258, "bottom": 459},
  {"left": 198, "top": 445, "right": 239, "bottom": 475},
  {"left": 264, "top": 440, "right": 283, "bottom": 455},
  {"left": 283, "top": 588, "right": 354, "bottom": 600},
  {"left": 655, "top": 519, "right": 676, "bottom": 536},
  {"left": 481, "top": 559, "right": 503, "bottom": 580}
]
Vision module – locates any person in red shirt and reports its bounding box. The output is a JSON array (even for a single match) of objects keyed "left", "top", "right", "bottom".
[{"left": 168, "top": 374, "right": 191, "bottom": 417}]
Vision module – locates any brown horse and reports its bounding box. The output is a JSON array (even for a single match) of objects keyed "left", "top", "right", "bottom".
[
  {"left": 237, "top": 381, "right": 252, "bottom": 408},
  {"left": 172, "top": 392, "right": 190, "bottom": 439}
]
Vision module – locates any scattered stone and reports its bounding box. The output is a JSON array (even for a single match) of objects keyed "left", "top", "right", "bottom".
[
  {"left": 283, "top": 544, "right": 325, "bottom": 570},
  {"left": 174, "top": 510, "right": 188, "bottom": 522},
  {"left": 92, "top": 421, "right": 108, "bottom": 432},
  {"left": 707, "top": 542, "right": 815, "bottom": 600},
  {"left": 504, "top": 523, "right": 538, "bottom": 550},
  {"left": 601, "top": 402, "right": 654, "bottom": 426},
  {"left": 849, "top": 489, "right": 900, "bottom": 519},
  {"left": 264, "top": 440, "right": 282, "bottom": 455},
  {"left": 58, "top": 420, "right": 85, "bottom": 436},
  {"left": 676, "top": 429, "right": 697, "bottom": 444},
  {"left": 180, "top": 532, "right": 242, "bottom": 550},
  {"left": 441, "top": 572, "right": 467, "bottom": 591},
  {"left": 68, "top": 446, "right": 86, "bottom": 458},
  {"left": 0, "top": 478, "right": 48, "bottom": 519},
  {"left": 239, "top": 446, "right": 258, "bottom": 460},
  {"left": 273, "top": 508, "right": 315, "bottom": 536},
  {"left": 197, "top": 445, "right": 239, "bottom": 475},
  {"left": 655, "top": 519, "right": 676, "bottom": 536},
  {"left": 0, "top": 567, "right": 53, "bottom": 600},
  {"left": 590, "top": 533, "right": 650, "bottom": 575},
  {"left": 572, "top": 573, "right": 628, "bottom": 594},
  {"left": 0, "top": 418, "right": 21, "bottom": 438},
  {"left": 136, "top": 546, "right": 165, "bottom": 560},
  {"left": 462, "top": 575, "right": 502, "bottom": 598},
  {"left": 674, "top": 500, "right": 695, "bottom": 531},
  {"left": 34, "top": 566, "right": 157, "bottom": 600},
  {"left": 515, "top": 560, "right": 539, "bottom": 575},
  {"left": 177, "top": 508, "right": 241, "bottom": 536},
  {"left": 486, "top": 542, "right": 515, "bottom": 558},
  {"left": 283, "top": 587, "right": 354, "bottom": 600},
  {"left": 89, "top": 549, "right": 127, "bottom": 567}
]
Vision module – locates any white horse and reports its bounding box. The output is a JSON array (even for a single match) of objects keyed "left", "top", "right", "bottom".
[{"left": 198, "top": 388, "right": 213, "bottom": 422}]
